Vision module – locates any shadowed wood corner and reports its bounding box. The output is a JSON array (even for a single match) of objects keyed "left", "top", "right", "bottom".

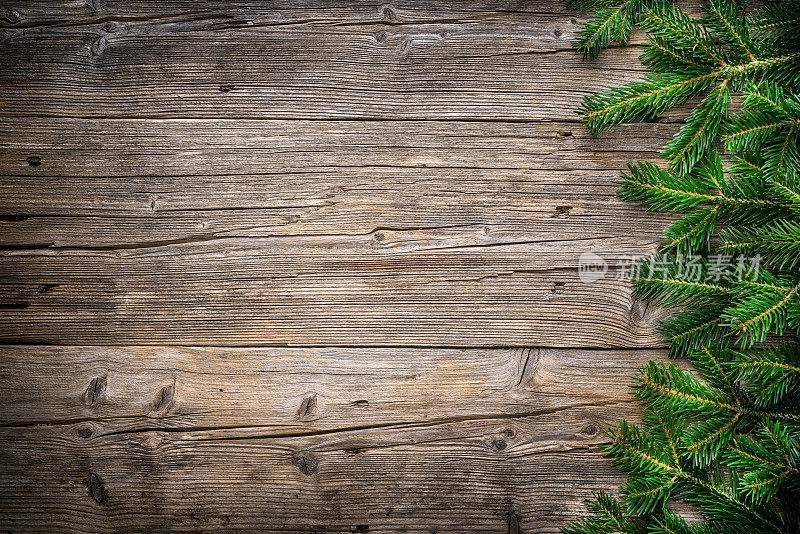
[{"left": 0, "top": 1, "right": 672, "bottom": 532}]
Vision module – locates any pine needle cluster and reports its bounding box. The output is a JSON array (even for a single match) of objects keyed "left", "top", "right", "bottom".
[{"left": 563, "top": 1, "right": 800, "bottom": 532}]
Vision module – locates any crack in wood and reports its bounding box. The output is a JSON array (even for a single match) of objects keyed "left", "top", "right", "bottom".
[{"left": 81, "top": 400, "right": 623, "bottom": 442}]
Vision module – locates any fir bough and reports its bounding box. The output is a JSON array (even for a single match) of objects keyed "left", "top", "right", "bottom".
[{"left": 564, "top": 1, "right": 800, "bottom": 532}]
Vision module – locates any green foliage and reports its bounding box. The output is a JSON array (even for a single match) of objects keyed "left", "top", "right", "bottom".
[
  {"left": 566, "top": 0, "right": 671, "bottom": 60},
  {"left": 577, "top": 1, "right": 800, "bottom": 173},
  {"left": 564, "top": 1, "right": 800, "bottom": 533}
]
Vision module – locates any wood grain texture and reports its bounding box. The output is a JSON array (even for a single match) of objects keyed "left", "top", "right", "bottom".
[
  {"left": 0, "top": 118, "right": 675, "bottom": 178},
  {"left": 0, "top": 0, "right": 670, "bottom": 121},
  {"left": 0, "top": 0, "right": 675, "bottom": 531},
  {"left": 0, "top": 243, "right": 668, "bottom": 346},
  {"left": 0, "top": 118, "right": 673, "bottom": 346},
  {"left": 0, "top": 345, "right": 660, "bottom": 533}
]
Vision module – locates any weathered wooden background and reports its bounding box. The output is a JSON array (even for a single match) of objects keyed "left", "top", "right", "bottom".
[{"left": 0, "top": 1, "right": 677, "bottom": 532}]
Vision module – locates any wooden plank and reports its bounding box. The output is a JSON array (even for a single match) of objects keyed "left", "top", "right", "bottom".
[
  {"left": 0, "top": 240, "right": 667, "bottom": 346},
  {"left": 0, "top": 425, "right": 625, "bottom": 533},
  {"left": 0, "top": 0, "right": 706, "bottom": 27},
  {"left": 0, "top": 345, "right": 655, "bottom": 430},
  {"left": 2, "top": 0, "right": 597, "bottom": 28},
  {"left": 0, "top": 4, "right": 658, "bottom": 121},
  {"left": 0, "top": 345, "right": 658, "bottom": 533},
  {"left": 0, "top": 167, "right": 671, "bottom": 247},
  {"left": 0, "top": 118, "right": 676, "bottom": 178}
]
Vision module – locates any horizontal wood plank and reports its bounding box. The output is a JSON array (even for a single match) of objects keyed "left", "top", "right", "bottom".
[
  {"left": 1, "top": 0, "right": 601, "bottom": 28},
  {"left": 1, "top": 166, "right": 671, "bottom": 247},
  {"left": 0, "top": 118, "right": 677, "bottom": 177},
  {"left": 0, "top": 2, "right": 659, "bottom": 121},
  {"left": 0, "top": 345, "right": 660, "bottom": 533},
  {"left": 0, "top": 240, "right": 667, "bottom": 346},
  {"left": 0, "top": 345, "right": 656, "bottom": 431}
]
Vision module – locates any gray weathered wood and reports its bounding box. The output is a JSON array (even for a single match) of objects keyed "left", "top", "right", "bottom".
[
  {"left": 0, "top": 242, "right": 668, "bottom": 346},
  {"left": 0, "top": 118, "right": 673, "bottom": 346},
  {"left": 0, "top": 118, "right": 676, "bottom": 177},
  {"left": 0, "top": 2, "right": 660, "bottom": 121}
]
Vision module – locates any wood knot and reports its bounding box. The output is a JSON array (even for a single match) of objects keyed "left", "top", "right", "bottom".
[
  {"left": 492, "top": 438, "right": 507, "bottom": 451},
  {"left": 141, "top": 432, "right": 167, "bottom": 451},
  {"left": 553, "top": 28, "right": 562, "bottom": 37},
  {"left": 37, "top": 283, "right": 58, "bottom": 294},
  {"left": 502, "top": 428, "right": 515, "bottom": 438},
  {"left": 507, "top": 509, "right": 521, "bottom": 534},
  {"left": 380, "top": 4, "right": 397, "bottom": 22},
  {"left": 219, "top": 84, "right": 235, "bottom": 93},
  {"left": 292, "top": 451, "right": 318, "bottom": 476},
  {"left": 553, "top": 205, "right": 572, "bottom": 218},
  {"left": 355, "top": 526, "right": 370, "bottom": 533},
  {"left": 87, "top": 472, "right": 106, "bottom": 504},
  {"left": 82, "top": 375, "right": 107, "bottom": 407},
  {"left": 551, "top": 281, "right": 566, "bottom": 294},
  {"left": 77, "top": 425, "right": 93, "bottom": 439},
  {"left": 151, "top": 384, "right": 174, "bottom": 412},
  {"left": 629, "top": 299, "right": 655, "bottom": 326},
  {"left": 90, "top": 35, "right": 107, "bottom": 57},
  {"left": 1, "top": 8, "right": 20, "bottom": 23},
  {"left": 515, "top": 347, "right": 540, "bottom": 389},
  {"left": 350, "top": 399, "right": 369, "bottom": 407},
  {"left": 582, "top": 424, "right": 599, "bottom": 437},
  {"left": 26, "top": 156, "right": 41, "bottom": 167},
  {"left": 297, "top": 394, "right": 317, "bottom": 419}
]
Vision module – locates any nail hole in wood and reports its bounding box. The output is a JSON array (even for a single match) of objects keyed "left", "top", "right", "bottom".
[{"left": 554, "top": 205, "right": 572, "bottom": 218}]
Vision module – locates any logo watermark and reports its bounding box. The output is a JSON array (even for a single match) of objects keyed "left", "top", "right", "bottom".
[
  {"left": 578, "top": 251, "right": 609, "bottom": 283},
  {"left": 578, "top": 252, "right": 762, "bottom": 284}
]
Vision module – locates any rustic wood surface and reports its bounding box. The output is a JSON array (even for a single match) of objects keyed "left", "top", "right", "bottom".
[{"left": 0, "top": 1, "right": 673, "bottom": 532}]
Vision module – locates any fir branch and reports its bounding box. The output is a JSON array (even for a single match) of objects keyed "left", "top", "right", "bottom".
[
  {"left": 662, "top": 82, "right": 728, "bottom": 174},
  {"left": 704, "top": 0, "right": 757, "bottom": 63},
  {"left": 569, "top": 0, "right": 669, "bottom": 60},
  {"left": 565, "top": 1, "right": 800, "bottom": 532},
  {"left": 727, "top": 280, "right": 800, "bottom": 345}
]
